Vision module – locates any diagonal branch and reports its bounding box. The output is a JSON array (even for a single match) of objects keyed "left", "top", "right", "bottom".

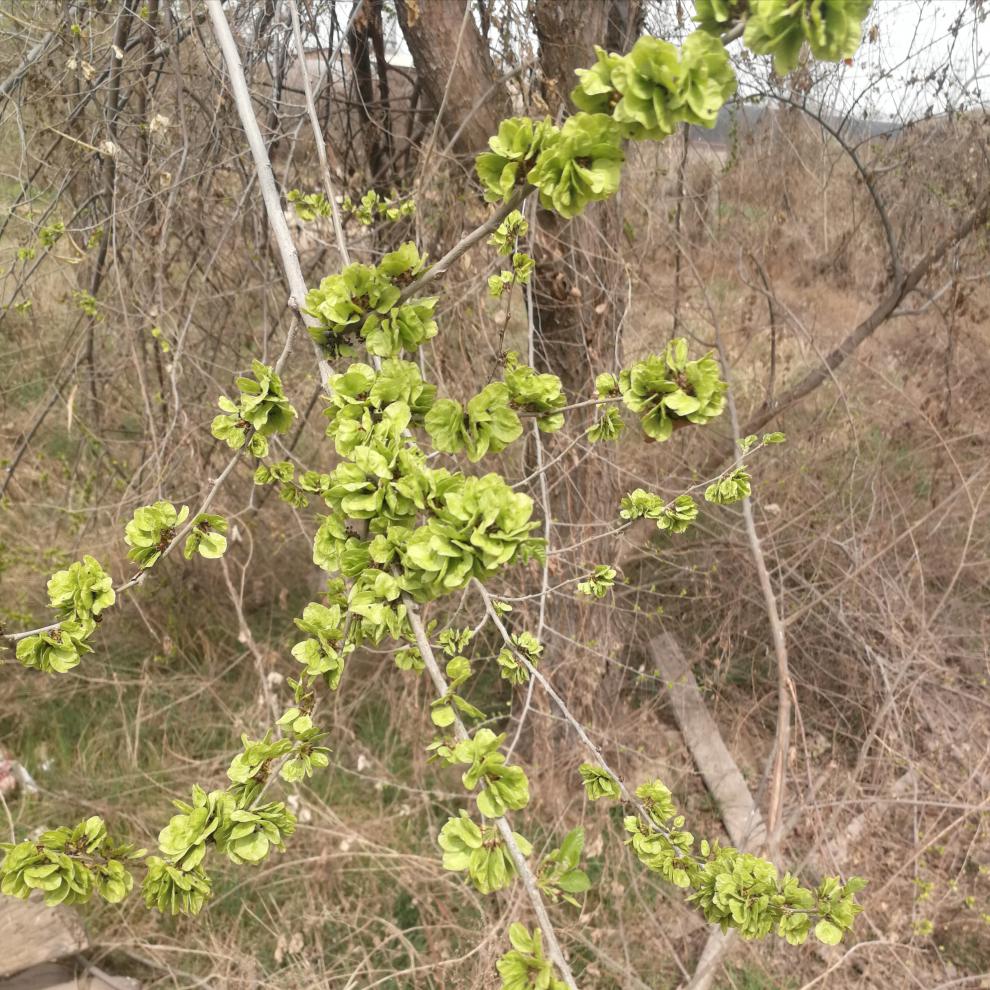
[
  {"left": 287, "top": 0, "right": 350, "bottom": 267},
  {"left": 208, "top": 4, "right": 577, "bottom": 985},
  {"left": 0, "top": 29, "right": 57, "bottom": 100},
  {"left": 396, "top": 188, "right": 532, "bottom": 304},
  {"left": 3, "top": 440, "right": 246, "bottom": 646},
  {"left": 739, "top": 187, "right": 990, "bottom": 439},
  {"left": 404, "top": 601, "right": 579, "bottom": 990},
  {"left": 207, "top": 1, "right": 332, "bottom": 387}
]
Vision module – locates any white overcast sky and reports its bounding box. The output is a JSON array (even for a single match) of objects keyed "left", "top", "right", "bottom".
[
  {"left": 368, "top": 0, "right": 989, "bottom": 121},
  {"left": 843, "top": 0, "right": 989, "bottom": 118}
]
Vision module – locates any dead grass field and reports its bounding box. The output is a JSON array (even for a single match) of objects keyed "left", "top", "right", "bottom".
[{"left": 2, "top": 92, "right": 990, "bottom": 990}]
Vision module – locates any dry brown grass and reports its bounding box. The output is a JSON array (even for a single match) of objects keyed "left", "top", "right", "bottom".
[{"left": 2, "top": 39, "right": 990, "bottom": 987}]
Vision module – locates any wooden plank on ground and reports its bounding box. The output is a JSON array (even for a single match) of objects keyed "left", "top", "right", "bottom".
[
  {"left": 649, "top": 632, "right": 767, "bottom": 849},
  {"left": 649, "top": 633, "right": 768, "bottom": 990},
  {"left": 0, "top": 900, "right": 87, "bottom": 979},
  {"left": 0, "top": 963, "right": 140, "bottom": 990},
  {"left": 0, "top": 963, "right": 75, "bottom": 990},
  {"left": 82, "top": 967, "right": 141, "bottom": 990}
]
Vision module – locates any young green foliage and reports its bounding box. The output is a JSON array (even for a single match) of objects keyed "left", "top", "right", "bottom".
[
  {"left": 46, "top": 555, "right": 114, "bottom": 627},
  {"left": 488, "top": 210, "right": 529, "bottom": 255},
  {"left": 142, "top": 857, "right": 211, "bottom": 916},
  {"left": 618, "top": 776, "right": 866, "bottom": 944},
  {"left": 227, "top": 732, "right": 294, "bottom": 805},
  {"left": 304, "top": 243, "right": 437, "bottom": 358},
  {"left": 624, "top": 779, "right": 695, "bottom": 888},
  {"left": 573, "top": 32, "right": 736, "bottom": 138},
  {"left": 341, "top": 188, "right": 416, "bottom": 225},
  {"left": 619, "top": 338, "right": 727, "bottom": 441},
  {"left": 496, "top": 647, "right": 529, "bottom": 685},
  {"left": 429, "top": 652, "right": 487, "bottom": 728},
  {"left": 183, "top": 514, "right": 228, "bottom": 560},
  {"left": 693, "top": 0, "right": 748, "bottom": 34},
  {"left": 537, "top": 827, "right": 591, "bottom": 906},
  {"left": 476, "top": 116, "right": 557, "bottom": 204},
  {"left": 587, "top": 405, "right": 625, "bottom": 443},
  {"left": 443, "top": 728, "right": 531, "bottom": 818},
  {"left": 528, "top": 113, "right": 625, "bottom": 219},
  {"left": 657, "top": 494, "right": 699, "bottom": 533},
  {"left": 511, "top": 630, "right": 543, "bottom": 663},
  {"left": 15, "top": 620, "right": 93, "bottom": 674},
  {"left": 74, "top": 289, "right": 99, "bottom": 318},
  {"left": 705, "top": 467, "right": 752, "bottom": 505},
  {"left": 277, "top": 707, "right": 332, "bottom": 783},
  {"left": 438, "top": 811, "right": 532, "bottom": 894},
  {"left": 395, "top": 646, "right": 424, "bottom": 672},
  {"left": 502, "top": 352, "right": 566, "bottom": 432},
  {"left": 212, "top": 361, "right": 297, "bottom": 458},
  {"left": 217, "top": 802, "right": 295, "bottom": 865},
  {"left": 254, "top": 460, "right": 294, "bottom": 485},
  {"left": 579, "top": 763, "right": 622, "bottom": 801},
  {"left": 577, "top": 564, "right": 617, "bottom": 598},
  {"left": 619, "top": 488, "right": 665, "bottom": 521},
  {"left": 1, "top": 816, "right": 141, "bottom": 907},
  {"left": 291, "top": 601, "right": 351, "bottom": 689},
  {"left": 496, "top": 924, "right": 569, "bottom": 990},
  {"left": 125, "top": 501, "right": 188, "bottom": 569},
  {"left": 286, "top": 188, "right": 330, "bottom": 221},
  {"left": 2, "top": 17, "right": 873, "bottom": 974},
  {"left": 619, "top": 489, "right": 698, "bottom": 534},
  {"left": 15, "top": 555, "right": 114, "bottom": 673},
  {"left": 488, "top": 252, "right": 535, "bottom": 299},
  {"left": 742, "top": 0, "right": 872, "bottom": 76},
  {"left": 399, "top": 473, "right": 544, "bottom": 601},
  {"left": 157, "top": 785, "right": 231, "bottom": 870},
  {"left": 39, "top": 220, "right": 65, "bottom": 248},
  {"left": 425, "top": 383, "right": 523, "bottom": 461}
]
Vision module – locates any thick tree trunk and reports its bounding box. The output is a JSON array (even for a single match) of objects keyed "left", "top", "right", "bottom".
[
  {"left": 530, "top": 0, "right": 641, "bottom": 712},
  {"left": 347, "top": 1, "right": 387, "bottom": 182},
  {"left": 394, "top": 0, "right": 510, "bottom": 158},
  {"left": 394, "top": 0, "right": 642, "bottom": 715}
]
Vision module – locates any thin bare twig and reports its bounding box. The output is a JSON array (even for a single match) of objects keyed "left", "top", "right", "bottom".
[{"left": 405, "top": 601, "right": 580, "bottom": 990}]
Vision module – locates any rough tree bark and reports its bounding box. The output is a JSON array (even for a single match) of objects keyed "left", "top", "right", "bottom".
[
  {"left": 347, "top": 0, "right": 388, "bottom": 182},
  {"left": 394, "top": 0, "right": 509, "bottom": 158},
  {"left": 393, "top": 0, "right": 642, "bottom": 714},
  {"left": 529, "top": 0, "right": 641, "bottom": 711}
]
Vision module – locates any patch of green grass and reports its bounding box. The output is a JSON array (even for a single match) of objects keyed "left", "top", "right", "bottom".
[
  {"left": 0, "top": 623, "right": 257, "bottom": 822},
  {"left": 939, "top": 924, "right": 990, "bottom": 973}
]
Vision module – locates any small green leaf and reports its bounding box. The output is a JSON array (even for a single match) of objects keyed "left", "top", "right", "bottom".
[{"left": 579, "top": 764, "right": 621, "bottom": 801}]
